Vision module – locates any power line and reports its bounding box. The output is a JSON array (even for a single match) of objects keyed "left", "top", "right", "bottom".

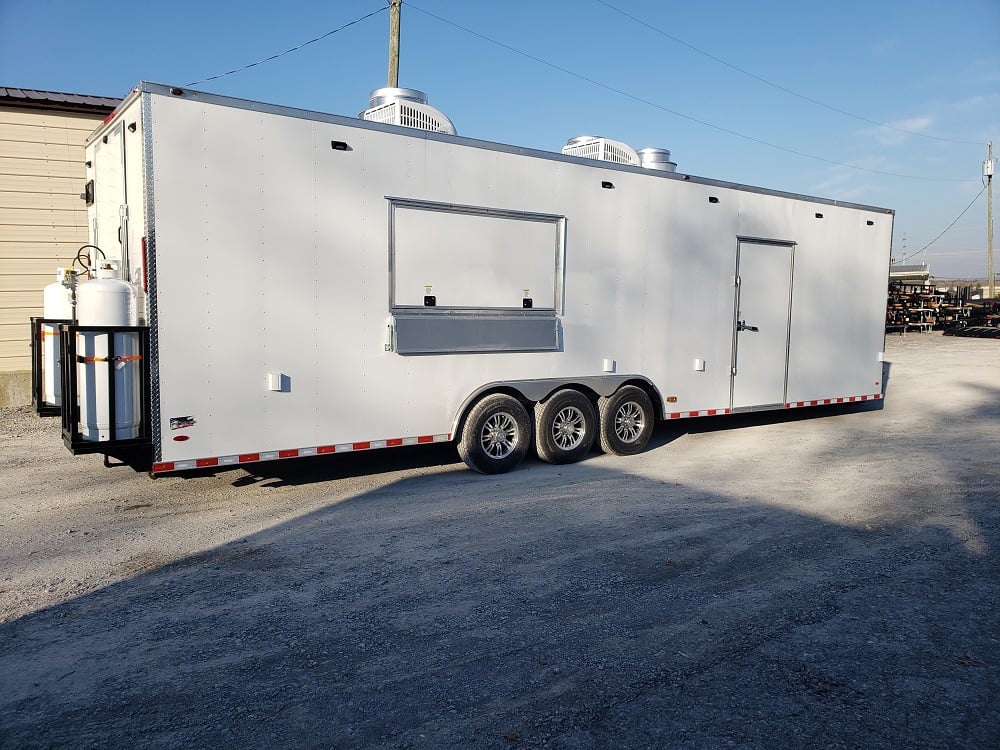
[
  {"left": 595, "top": 0, "right": 982, "bottom": 147},
  {"left": 186, "top": 5, "right": 389, "bottom": 86},
  {"left": 406, "top": 3, "right": 975, "bottom": 183},
  {"left": 895, "top": 183, "right": 987, "bottom": 263}
]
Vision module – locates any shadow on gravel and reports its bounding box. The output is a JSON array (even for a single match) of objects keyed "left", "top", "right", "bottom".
[
  {"left": 2, "top": 459, "right": 997, "bottom": 747},
  {"left": 228, "top": 443, "right": 464, "bottom": 488}
]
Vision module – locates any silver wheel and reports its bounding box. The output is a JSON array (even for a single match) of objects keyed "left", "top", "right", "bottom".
[
  {"left": 534, "top": 389, "right": 596, "bottom": 465},
  {"left": 551, "top": 406, "right": 588, "bottom": 450},
  {"left": 614, "top": 401, "right": 646, "bottom": 444},
  {"left": 458, "top": 394, "right": 532, "bottom": 474},
  {"left": 598, "top": 385, "right": 655, "bottom": 456},
  {"left": 481, "top": 412, "right": 519, "bottom": 459}
]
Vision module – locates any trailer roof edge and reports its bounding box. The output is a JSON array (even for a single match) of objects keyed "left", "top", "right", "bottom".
[{"left": 127, "top": 82, "right": 894, "bottom": 215}]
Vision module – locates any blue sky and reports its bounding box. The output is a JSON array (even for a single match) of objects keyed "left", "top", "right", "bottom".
[{"left": 2, "top": 0, "right": 997, "bottom": 279}]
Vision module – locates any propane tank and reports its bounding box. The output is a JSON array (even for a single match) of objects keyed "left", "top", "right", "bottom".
[
  {"left": 75, "top": 260, "right": 141, "bottom": 442},
  {"left": 40, "top": 268, "right": 74, "bottom": 406},
  {"left": 76, "top": 260, "right": 137, "bottom": 326}
]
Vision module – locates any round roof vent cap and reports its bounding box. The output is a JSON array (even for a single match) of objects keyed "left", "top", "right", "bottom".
[{"left": 368, "top": 87, "right": 428, "bottom": 108}]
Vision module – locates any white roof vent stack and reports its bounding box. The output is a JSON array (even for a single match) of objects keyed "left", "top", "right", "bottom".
[
  {"left": 360, "top": 87, "right": 457, "bottom": 135},
  {"left": 637, "top": 147, "right": 677, "bottom": 172},
  {"left": 561, "top": 136, "right": 640, "bottom": 166}
]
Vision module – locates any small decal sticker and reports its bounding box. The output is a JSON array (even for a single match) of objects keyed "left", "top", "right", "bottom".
[{"left": 170, "top": 416, "right": 196, "bottom": 430}]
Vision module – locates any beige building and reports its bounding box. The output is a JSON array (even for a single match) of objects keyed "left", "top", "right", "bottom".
[{"left": 0, "top": 87, "right": 119, "bottom": 407}]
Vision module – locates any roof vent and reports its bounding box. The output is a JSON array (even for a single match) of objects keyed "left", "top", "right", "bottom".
[
  {"left": 561, "top": 136, "right": 640, "bottom": 166},
  {"left": 360, "top": 87, "right": 456, "bottom": 135},
  {"left": 637, "top": 147, "right": 677, "bottom": 173}
]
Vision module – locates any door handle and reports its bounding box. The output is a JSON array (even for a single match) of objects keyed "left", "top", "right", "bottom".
[{"left": 737, "top": 320, "right": 759, "bottom": 332}]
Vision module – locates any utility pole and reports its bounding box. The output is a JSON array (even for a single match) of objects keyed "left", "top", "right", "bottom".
[
  {"left": 388, "top": 0, "right": 402, "bottom": 88},
  {"left": 987, "top": 141, "right": 995, "bottom": 298}
]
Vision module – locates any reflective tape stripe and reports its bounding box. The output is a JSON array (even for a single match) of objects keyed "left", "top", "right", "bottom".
[
  {"left": 667, "top": 408, "right": 731, "bottom": 420},
  {"left": 784, "top": 394, "right": 882, "bottom": 409},
  {"left": 671, "top": 395, "right": 882, "bottom": 416},
  {"left": 151, "top": 433, "right": 454, "bottom": 474}
]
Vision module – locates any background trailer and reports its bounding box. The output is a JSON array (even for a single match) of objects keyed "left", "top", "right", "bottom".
[{"left": 64, "top": 82, "right": 892, "bottom": 474}]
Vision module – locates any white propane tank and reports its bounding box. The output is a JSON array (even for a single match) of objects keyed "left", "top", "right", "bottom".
[
  {"left": 41, "top": 268, "right": 74, "bottom": 406},
  {"left": 75, "top": 261, "right": 141, "bottom": 442}
]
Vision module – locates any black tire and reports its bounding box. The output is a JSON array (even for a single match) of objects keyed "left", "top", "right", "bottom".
[
  {"left": 458, "top": 393, "right": 532, "bottom": 474},
  {"left": 534, "top": 388, "right": 597, "bottom": 464},
  {"left": 597, "top": 385, "right": 655, "bottom": 456}
]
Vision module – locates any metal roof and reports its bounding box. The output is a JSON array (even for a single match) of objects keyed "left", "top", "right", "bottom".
[
  {"left": 890, "top": 264, "right": 930, "bottom": 275},
  {"left": 0, "top": 86, "right": 120, "bottom": 113},
  {"left": 889, "top": 263, "right": 931, "bottom": 281}
]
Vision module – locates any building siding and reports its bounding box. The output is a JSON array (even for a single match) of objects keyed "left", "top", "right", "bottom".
[{"left": 0, "top": 104, "right": 107, "bottom": 376}]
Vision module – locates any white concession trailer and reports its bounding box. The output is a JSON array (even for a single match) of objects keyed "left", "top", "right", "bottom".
[{"left": 49, "top": 82, "right": 892, "bottom": 475}]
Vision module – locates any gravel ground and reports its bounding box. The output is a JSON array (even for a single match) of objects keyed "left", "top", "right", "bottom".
[{"left": 0, "top": 332, "right": 997, "bottom": 749}]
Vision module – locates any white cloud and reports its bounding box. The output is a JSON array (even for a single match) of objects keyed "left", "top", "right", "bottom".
[
  {"left": 812, "top": 159, "right": 892, "bottom": 201},
  {"left": 869, "top": 116, "right": 934, "bottom": 147}
]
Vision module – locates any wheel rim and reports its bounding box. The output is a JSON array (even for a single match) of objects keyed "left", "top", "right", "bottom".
[
  {"left": 551, "top": 406, "right": 587, "bottom": 450},
  {"left": 614, "top": 401, "right": 645, "bottom": 443},
  {"left": 481, "top": 412, "right": 518, "bottom": 459}
]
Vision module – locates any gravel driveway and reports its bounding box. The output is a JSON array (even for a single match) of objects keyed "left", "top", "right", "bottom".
[{"left": 1, "top": 333, "right": 997, "bottom": 749}]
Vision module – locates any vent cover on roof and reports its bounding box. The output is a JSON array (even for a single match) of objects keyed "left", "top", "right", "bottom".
[
  {"left": 561, "top": 136, "right": 640, "bottom": 166},
  {"left": 360, "top": 87, "right": 456, "bottom": 135},
  {"left": 636, "top": 147, "right": 677, "bottom": 172}
]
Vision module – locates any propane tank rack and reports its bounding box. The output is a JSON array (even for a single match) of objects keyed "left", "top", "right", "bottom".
[
  {"left": 29, "top": 316, "right": 73, "bottom": 416},
  {"left": 59, "top": 323, "right": 152, "bottom": 465}
]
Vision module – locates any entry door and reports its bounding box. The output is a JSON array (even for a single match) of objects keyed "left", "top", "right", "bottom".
[
  {"left": 731, "top": 241, "right": 794, "bottom": 408},
  {"left": 92, "top": 122, "right": 128, "bottom": 277}
]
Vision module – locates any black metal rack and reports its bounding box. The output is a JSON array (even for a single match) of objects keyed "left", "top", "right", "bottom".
[
  {"left": 886, "top": 283, "right": 973, "bottom": 334},
  {"left": 59, "top": 324, "right": 153, "bottom": 462},
  {"left": 29, "top": 316, "right": 72, "bottom": 416}
]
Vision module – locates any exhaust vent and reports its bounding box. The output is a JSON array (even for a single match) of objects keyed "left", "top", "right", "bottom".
[
  {"left": 562, "top": 136, "right": 640, "bottom": 166},
  {"left": 360, "top": 87, "right": 456, "bottom": 135},
  {"left": 637, "top": 147, "right": 677, "bottom": 173}
]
